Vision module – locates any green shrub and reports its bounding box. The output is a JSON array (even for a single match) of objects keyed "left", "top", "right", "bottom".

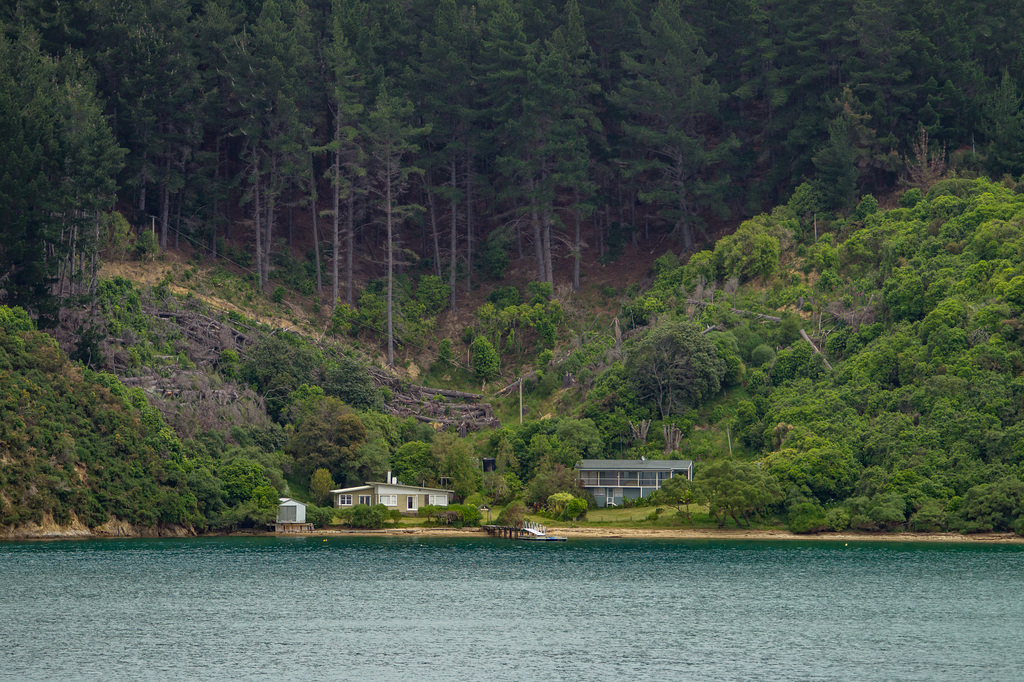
[
  {"left": 750, "top": 343, "right": 775, "bottom": 367},
  {"left": 788, "top": 502, "right": 829, "bottom": 534},
  {"left": 436, "top": 339, "right": 453, "bottom": 368},
  {"left": 417, "top": 275, "right": 451, "bottom": 315},
  {"left": 487, "top": 286, "right": 521, "bottom": 309},
  {"left": 306, "top": 505, "right": 335, "bottom": 527},
  {"left": 471, "top": 337, "right": 499, "bottom": 381},
  {"left": 345, "top": 504, "right": 390, "bottom": 529},
  {"left": 496, "top": 501, "right": 526, "bottom": 527},
  {"left": 0, "top": 306, "right": 34, "bottom": 334}
]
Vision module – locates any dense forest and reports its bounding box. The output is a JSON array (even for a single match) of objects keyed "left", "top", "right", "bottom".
[
  {"left": 3, "top": 1, "right": 1024, "bottom": 537},
  {"left": 4, "top": 0, "right": 1024, "bottom": 325}
]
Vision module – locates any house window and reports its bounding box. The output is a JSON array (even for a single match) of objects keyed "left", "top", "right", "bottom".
[
  {"left": 359, "top": 495, "right": 372, "bottom": 505},
  {"left": 337, "top": 494, "right": 352, "bottom": 506},
  {"left": 379, "top": 495, "right": 397, "bottom": 506},
  {"left": 407, "top": 496, "right": 416, "bottom": 510},
  {"left": 428, "top": 494, "right": 448, "bottom": 506}
]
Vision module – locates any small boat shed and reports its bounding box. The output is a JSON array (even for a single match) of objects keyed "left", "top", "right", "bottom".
[{"left": 272, "top": 497, "right": 313, "bottom": 533}]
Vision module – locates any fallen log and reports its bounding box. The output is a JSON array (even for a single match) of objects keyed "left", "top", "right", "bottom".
[
  {"left": 688, "top": 300, "right": 783, "bottom": 322},
  {"left": 732, "top": 308, "right": 782, "bottom": 322},
  {"left": 800, "top": 328, "right": 833, "bottom": 371},
  {"left": 418, "top": 386, "right": 483, "bottom": 400}
]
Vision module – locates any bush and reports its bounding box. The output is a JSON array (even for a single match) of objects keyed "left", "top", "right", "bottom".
[
  {"left": 306, "top": 505, "right": 335, "bottom": 528},
  {"left": 436, "top": 339, "right": 453, "bottom": 368},
  {"left": 496, "top": 501, "right": 527, "bottom": 527},
  {"left": 788, "top": 501, "right": 829, "bottom": 534},
  {"left": 345, "top": 504, "right": 390, "bottom": 529},
  {"left": 0, "top": 306, "right": 34, "bottom": 334},
  {"left": 417, "top": 275, "right": 451, "bottom": 315},
  {"left": 487, "top": 286, "right": 521, "bottom": 309},
  {"left": 564, "top": 497, "right": 588, "bottom": 521},
  {"left": 418, "top": 503, "right": 482, "bottom": 527},
  {"left": 471, "top": 337, "right": 499, "bottom": 381},
  {"left": 750, "top": 343, "right": 775, "bottom": 367}
]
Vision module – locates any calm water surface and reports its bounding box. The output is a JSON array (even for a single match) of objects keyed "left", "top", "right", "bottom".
[{"left": 1, "top": 536, "right": 1022, "bottom": 680}]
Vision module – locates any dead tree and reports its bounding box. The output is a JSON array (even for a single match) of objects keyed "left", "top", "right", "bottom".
[
  {"left": 663, "top": 424, "right": 683, "bottom": 453},
  {"left": 629, "top": 419, "right": 651, "bottom": 445},
  {"left": 799, "top": 328, "right": 833, "bottom": 371}
]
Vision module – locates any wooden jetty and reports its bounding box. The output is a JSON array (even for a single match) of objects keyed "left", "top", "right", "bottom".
[{"left": 483, "top": 521, "right": 567, "bottom": 542}]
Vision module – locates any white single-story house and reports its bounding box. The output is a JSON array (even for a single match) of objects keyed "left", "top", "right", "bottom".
[
  {"left": 330, "top": 473, "right": 454, "bottom": 514},
  {"left": 273, "top": 497, "right": 313, "bottom": 532},
  {"left": 576, "top": 459, "right": 694, "bottom": 507}
]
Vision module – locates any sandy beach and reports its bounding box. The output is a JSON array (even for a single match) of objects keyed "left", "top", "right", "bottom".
[{"left": 288, "top": 525, "right": 1024, "bottom": 543}]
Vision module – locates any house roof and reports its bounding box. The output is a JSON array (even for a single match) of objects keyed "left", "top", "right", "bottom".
[
  {"left": 329, "top": 485, "right": 374, "bottom": 494},
  {"left": 366, "top": 481, "right": 455, "bottom": 494},
  {"left": 576, "top": 459, "right": 693, "bottom": 471},
  {"left": 329, "top": 482, "right": 455, "bottom": 495}
]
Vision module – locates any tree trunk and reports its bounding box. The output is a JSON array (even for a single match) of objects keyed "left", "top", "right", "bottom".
[
  {"left": 386, "top": 164, "right": 395, "bottom": 367},
  {"left": 90, "top": 213, "right": 100, "bottom": 305},
  {"left": 449, "top": 158, "right": 458, "bottom": 312},
  {"left": 346, "top": 181, "right": 355, "bottom": 305},
  {"left": 542, "top": 209, "right": 554, "bottom": 285},
  {"left": 310, "top": 156, "right": 322, "bottom": 295},
  {"left": 138, "top": 148, "right": 147, "bottom": 217},
  {"left": 465, "top": 149, "right": 473, "bottom": 294},
  {"left": 174, "top": 189, "right": 181, "bottom": 249},
  {"left": 254, "top": 168, "right": 263, "bottom": 292},
  {"left": 573, "top": 191, "right": 581, "bottom": 292},
  {"left": 265, "top": 155, "right": 276, "bottom": 287},
  {"left": 288, "top": 204, "right": 294, "bottom": 248},
  {"left": 428, "top": 186, "right": 441, "bottom": 277},
  {"left": 530, "top": 179, "right": 544, "bottom": 281},
  {"left": 332, "top": 127, "right": 341, "bottom": 307},
  {"left": 159, "top": 169, "right": 169, "bottom": 250}
]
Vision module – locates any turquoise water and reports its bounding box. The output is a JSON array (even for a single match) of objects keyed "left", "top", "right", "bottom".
[{"left": 1, "top": 536, "right": 1023, "bottom": 680}]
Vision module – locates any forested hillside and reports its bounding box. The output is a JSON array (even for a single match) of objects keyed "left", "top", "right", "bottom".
[
  {"left": 4, "top": 1, "right": 1024, "bottom": 536},
  {"left": 4, "top": 0, "right": 1024, "bottom": 328}
]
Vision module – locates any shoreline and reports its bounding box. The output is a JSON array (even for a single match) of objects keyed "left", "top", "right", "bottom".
[
  {"left": 3, "top": 524, "right": 1022, "bottom": 544},
  {"left": 286, "top": 526, "right": 1024, "bottom": 544}
]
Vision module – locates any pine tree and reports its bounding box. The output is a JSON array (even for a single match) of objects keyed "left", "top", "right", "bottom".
[
  {"left": 0, "top": 31, "right": 124, "bottom": 325},
  {"left": 983, "top": 70, "right": 1024, "bottom": 179},
  {"left": 415, "top": 0, "right": 480, "bottom": 312},
  {"left": 320, "top": 0, "right": 367, "bottom": 309},
  {"left": 230, "top": 0, "right": 315, "bottom": 289},
  {"left": 365, "top": 82, "right": 429, "bottom": 366},
  {"left": 613, "top": 0, "right": 733, "bottom": 251}
]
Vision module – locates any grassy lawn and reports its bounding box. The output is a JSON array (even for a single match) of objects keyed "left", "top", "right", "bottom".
[
  {"left": 322, "top": 503, "right": 783, "bottom": 531},
  {"left": 527, "top": 505, "right": 784, "bottom": 531}
]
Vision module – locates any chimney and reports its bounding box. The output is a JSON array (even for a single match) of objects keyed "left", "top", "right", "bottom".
[{"left": 386, "top": 470, "right": 391, "bottom": 484}]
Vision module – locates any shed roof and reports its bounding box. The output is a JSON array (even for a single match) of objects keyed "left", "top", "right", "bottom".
[
  {"left": 576, "top": 459, "right": 693, "bottom": 471},
  {"left": 278, "top": 497, "right": 307, "bottom": 508}
]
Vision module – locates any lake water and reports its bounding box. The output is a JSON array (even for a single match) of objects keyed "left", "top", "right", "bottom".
[{"left": 1, "top": 536, "right": 1023, "bottom": 680}]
